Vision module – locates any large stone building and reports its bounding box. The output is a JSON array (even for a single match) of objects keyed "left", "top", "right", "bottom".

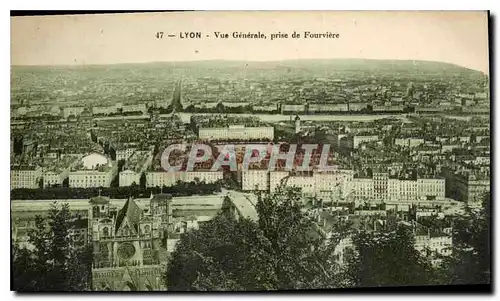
[
  {"left": 246, "top": 169, "right": 444, "bottom": 203},
  {"left": 89, "top": 194, "right": 173, "bottom": 291},
  {"left": 145, "top": 171, "right": 223, "bottom": 188},
  {"left": 241, "top": 170, "right": 269, "bottom": 191},
  {"left": 198, "top": 125, "right": 274, "bottom": 141},
  {"left": 69, "top": 153, "right": 117, "bottom": 188},
  {"left": 42, "top": 170, "right": 65, "bottom": 187},
  {"left": 10, "top": 167, "right": 41, "bottom": 189},
  {"left": 351, "top": 176, "right": 444, "bottom": 203},
  {"left": 441, "top": 167, "right": 490, "bottom": 204},
  {"left": 453, "top": 173, "right": 490, "bottom": 204},
  {"left": 265, "top": 170, "right": 354, "bottom": 198},
  {"left": 118, "top": 149, "right": 153, "bottom": 187}
]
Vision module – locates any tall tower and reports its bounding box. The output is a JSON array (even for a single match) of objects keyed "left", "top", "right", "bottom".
[
  {"left": 88, "top": 195, "right": 116, "bottom": 268},
  {"left": 149, "top": 193, "right": 173, "bottom": 244},
  {"left": 294, "top": 115, "right": 301, "bottom": 134},
  {"left": 171, "top": 79, "right": 183, "bottom": 112}
]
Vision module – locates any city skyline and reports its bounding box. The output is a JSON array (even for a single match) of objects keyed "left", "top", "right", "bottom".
[
  {"left": 11, "top": 11, "right": 489, "bottom": 74},
  {"left": 10, "top": 11, "right": 491, "bottom": 292}
]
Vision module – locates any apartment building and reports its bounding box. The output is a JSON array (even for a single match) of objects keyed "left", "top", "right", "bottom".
[
  {"left": 145, "top": 171, "right": 223, "bottom": 188},
  {"left": 11, "top": 168, "right": 41, "bottom": 189},
  {"left": 198, "top": 125, "right": 274, "bottom": 141}
]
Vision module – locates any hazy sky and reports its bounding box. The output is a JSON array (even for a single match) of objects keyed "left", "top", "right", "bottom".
[{"left": 11, "top": 11, "right": 489, "bottom": 74}]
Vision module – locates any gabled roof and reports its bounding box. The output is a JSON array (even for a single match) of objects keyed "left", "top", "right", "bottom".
[{"left": 115, "top": 198, "right": 142, "bottom": 234}]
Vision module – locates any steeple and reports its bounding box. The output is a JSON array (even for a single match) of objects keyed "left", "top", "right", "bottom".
[{"left": 295, "top": 114, "right": 301, "bottom": 134}]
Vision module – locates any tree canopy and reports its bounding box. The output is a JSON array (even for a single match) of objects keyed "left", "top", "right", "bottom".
[
  {"left": 12, "top": 202, "right": 92, "bottom": 292},
  {"left": 344, "top": 225, "right": 436, "bottom": 287},
  {"left": 435, "top": 192, "right": 491, "bottom": 285},
  {"left": 166, "top": 187, "right": 348, "bottom": 291}
]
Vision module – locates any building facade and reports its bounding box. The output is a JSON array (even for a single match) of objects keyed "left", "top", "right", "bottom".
[
  {"left": 454, "top": 174, "right": 490, "bottom": 203},
  {"left": 241, "top": 170, "right": 269, "bottom": 191},
  {"left": 42, "top": 170, "right": 65, "bottom": 187},
  {"left": 11, "top": 169, "right": 41, "bottom": 189},
  {"left": 119, "top": 170, "right": 141, "bottom": 187},
  {"left": 198, "top": 125, "right": 274, "bottom": 141},
  {"left": 145, "top": 171, "right": 223, "bottom": 188},
  {"left": 69, "top": 170, "right": 115, "bottom": 188},
  {"left": 89, "top": 195, "right": 169, "bottom": 291}
]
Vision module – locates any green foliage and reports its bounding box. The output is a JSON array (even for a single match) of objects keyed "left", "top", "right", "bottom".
[
  {"left": 11, "top": 180, "right": 221, "bottom": 200},
  {"left": 345, "top": 226, "right": 436, "bottom": 287},
  {"left": 11, "top": 202, "right": 92, "bottom": 292},
  {"left": 255, "top": 186, "right": 340, "bottom": 289},
  {"left": 436, "top": 192, "right": 491, "bottom": 285},
  {"left": 165, "top": 187, "right": 491, "bottom": 291},
  {"left": 166, "top": 187, "right": 341, "bottom": 291},
  {"left": 166, "top": 213, "right": 276, "bottom": 291}
]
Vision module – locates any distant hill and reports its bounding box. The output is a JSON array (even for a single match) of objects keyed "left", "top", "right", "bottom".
[
  {"left": 275, "top": 59, "right": 481, "bottom": 73},
  {"left": 11, "top": 58, "right": 484, "bottom": 76}
]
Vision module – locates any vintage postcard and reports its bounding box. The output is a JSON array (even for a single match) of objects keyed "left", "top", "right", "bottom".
[{"left": 10, "top": 11, "right": 491, "bottom": 292}]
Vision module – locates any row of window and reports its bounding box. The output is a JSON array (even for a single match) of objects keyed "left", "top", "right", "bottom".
[
  {"left": 70, "top": 175, "right": 106, "bottom": 180},
  {"left": 11, "top": 171, "right": 37, "bottom": 175}
]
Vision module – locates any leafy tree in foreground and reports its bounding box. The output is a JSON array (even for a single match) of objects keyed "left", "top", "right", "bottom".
[
  {"left": 165, "top": 213, "right": 276, "bottom": 291},
  {"left": 12, "top": 202, "right": 92, "bottom": 292},
  {"left": 165, "top": 187, "right": 342, "bottom": 291},
  {"left": 254, "top": 186, "right": 341, "bottom": 290},
  {"left": 345, "top": 225, "right": 436, "bottom": 287},
  {"left": 167, "top": 185, "right": 483, "bottom": 290},
  {"left": 436, "top": 192, "right": 491, "bottom": 285}
]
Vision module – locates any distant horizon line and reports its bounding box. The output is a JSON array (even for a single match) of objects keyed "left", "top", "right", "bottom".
[{"left": 11, "top": 58, "right": 488, "bottom": 74}]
